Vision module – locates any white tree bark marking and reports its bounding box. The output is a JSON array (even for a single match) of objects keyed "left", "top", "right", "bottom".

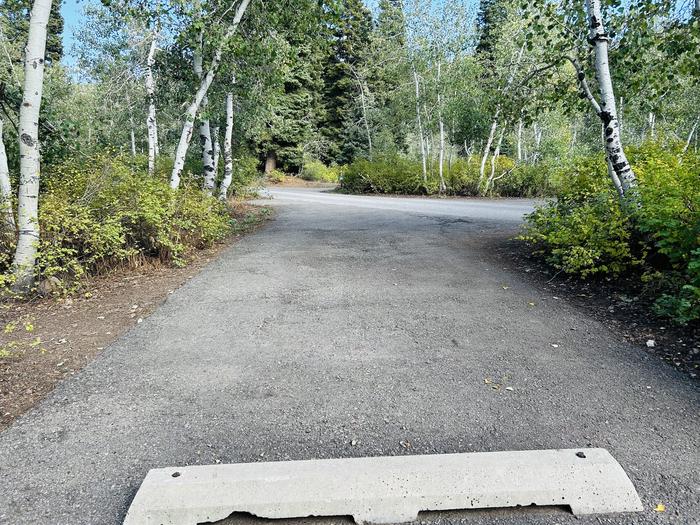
[
  {"left": 584, "top": 0, "right": 637, "bottom": 195},
  {"left": 219, "top": 91, "right": 235, "bottom": 200},
  {"left": 413, "top": 66, "right": 427, "bottom": 184},
  {"left": 145, "top": 32, "right": 159, "bottom": 176},
  {"left": 0, "top": 119, "right": 15, "bottom": 231},
  {"left": 13, "top": 0, "right": 52, "bottom": 291}
]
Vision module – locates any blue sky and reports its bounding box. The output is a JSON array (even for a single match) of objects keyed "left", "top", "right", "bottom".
[{"left": 60, "top": 0, "right": 83, "bottom": 65}]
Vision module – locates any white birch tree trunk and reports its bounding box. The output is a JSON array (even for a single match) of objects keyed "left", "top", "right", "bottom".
[
  {"left": 516, "top": 118, "right": 523, "bottom": 162},
  {"left": 219, "top": 91, "right": 234, "bottom": 200},
  {"left": 13, "top": 0, "right": 52, "bottom": 291},
  {"left": 193, "top": 35, "right": 216, "bottom": 195},
  {"left": 437, "top": 62, "right": 446, "bottom": 193},
  {"left": 0, "top": 120, "right": 15, "bottom": 231},
  {"left": 486, "top": 127, "right": 505, "bottom": 194},
  {"left": 412, "top": 67, "right": 427, "bottom": 184},
  {"left": 170, "top": 0, "right": 252, "bottom": 189},
  {"left": 479, "top": 113, "right": 499, "bottom": 190},
  {"left": 212, "top": 126, "right": 220, "bottom": 176},
  {"left": 352, "top": 67, "right": 372, "bottom": 157},
  {"left": 129, "top": 116, "right": 137, "bottom": 156},
  {"left": 683, "top": 116, "right": 699, "bottom": 155},
  {"left": 585, "top": 0, "right": 637, "bottom": 195},
  {"left": 145, "top": 33, "right": 159, "bottom": 176},
  {"left": 200, "top": 111, "right": 215, "bottom": 194}
]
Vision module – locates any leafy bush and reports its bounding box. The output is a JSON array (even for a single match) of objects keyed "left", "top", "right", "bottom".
[
  {"left": 521, "top": 144, "right": 700, "bottom": 323},
  {"left": 1, "top": 153, "right": 236, "bottom": 294},
  {"left": 229, "top": 155, "right": 262, "bottom": 195},
  {"left": 631, "top": 143, "right": 700, "bottom": 322},
  {"left": 300, "top": 160, "right": 342, "bottom": 183},
  {"left": 342, "top": 155, "right": 425, "bottom": 194},
  {"left": 341, "top": 154, "right": 554, "bottom": 197},
  {"left": 494, "top": 162, "right": 558, "bottom": 197},
  {"left": 266, "top": 169, "right": 286, "bottom": 184}
]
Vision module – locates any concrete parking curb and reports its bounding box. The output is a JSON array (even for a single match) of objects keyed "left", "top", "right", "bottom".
[{"left": 124, "top": 448, "right": 643, "bottom": 524}]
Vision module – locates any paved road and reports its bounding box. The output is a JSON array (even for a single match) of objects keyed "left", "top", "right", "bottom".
[{"left": 1, "top": 188, "right": 698, "bottom": 524}]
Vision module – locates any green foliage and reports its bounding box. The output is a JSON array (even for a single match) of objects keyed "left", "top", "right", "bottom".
[
  {"left": 631, "top": 143, "right": 700, "bottom": 323},
  {"left": 341, "top": 155, "right": 424, "bottom": 194},
  {"left": 266, "top": 169, "right": 286, "bottom": 184},
  {"left": 520, "top": 159, "right": 638, "bottom": 277},
  {"left": 341, "top": 154, "right": 555, "bottom": 197},
  {"left": 521, "top": 144, "right": 700, "bottom": 323},
  {"left": 300, "top": 160, "right": 341, "bottom": 182},
  {"left": 229, "top": 155, "right": 262, "bottom": 194},
  {"left": 1, "top": 154, "right": 236, "bottom": 294}
]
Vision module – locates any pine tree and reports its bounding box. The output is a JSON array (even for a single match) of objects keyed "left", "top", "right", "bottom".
[
  {"left": 476, "top": 0, "right": 508, "bottom": 60},
  {"left": 320, "top": 0, "right": 373, "bottom": 164}
]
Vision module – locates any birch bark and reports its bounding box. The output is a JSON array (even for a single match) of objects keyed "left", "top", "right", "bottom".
[
  {"left": 0, "top": 120, "right": 15, "bottom": 230},
  {"left": 212, "top": 126, "right": 220, "bottom": 177},
  {"left": 683, "top": 116, "right": 699, "bottom": 155},
  {"left": 170, "top": 0, "right": 252, "bottom": 189},
  {"left": 485, "top": 127, "right": 505, "bottom": 194},
  {"left": 479, "top": 114, "right": 498, "bottom": 189},
  {"left": 219, "top": 91, "right": 234, "bottom": 200},
  {"left": 13, "top": 0, "right": 52, "bottom": 291},
  {"left": 193, "top": 35, "right": 216, "bottom": 194},
  {"left": 412, "top": 67, "right": 427, "bottom": 184},
  {"left": 145, "top": 32, "right": 159, "bottom": 176},
  {"left": 584, "top": 0, "right": 637, "bottom": 195},
  {"left": 437, "top": 62, "right": 446, "bottom": 193}
]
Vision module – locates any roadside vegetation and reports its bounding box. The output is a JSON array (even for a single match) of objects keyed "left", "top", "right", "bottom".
[{"left": 0, "top": 0, "right": 698, "bottom": 332}]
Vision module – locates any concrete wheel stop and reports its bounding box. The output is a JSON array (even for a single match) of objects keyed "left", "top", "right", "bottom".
[{"left": 123, "top": 448, "right": 643, "bottom": 525}]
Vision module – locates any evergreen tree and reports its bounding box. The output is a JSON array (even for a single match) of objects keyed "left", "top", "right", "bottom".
[
  {"left": 320, "top": 0, "right": 373, "bottom": 164},
  {"left": 475, "top": 0, "right": 508, "bottom": 59}
]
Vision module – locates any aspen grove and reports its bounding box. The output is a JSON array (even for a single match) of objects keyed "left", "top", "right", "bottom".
[{"left": 0, "top": 0, "right": 698, "bottom": 322}]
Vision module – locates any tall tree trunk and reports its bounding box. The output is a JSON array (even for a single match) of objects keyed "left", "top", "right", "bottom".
[
  {"left": 170, "top": 0, "right": 252, "bottom": 189},
  {"left": 485, "top": 127, "right": 505, "bottom": 194},
  {"left": 0, "top": 120, "right": 15, "bottom": 231},
  {"left": 212, "top": 126, "right": 220, "bottom": 177},
  {"left": 352, "top": 67, "right": 372, "bottom": 158},
  {"left": 129, "top": 116, "right": 137, "bottom": 156},
  {"left": 412, "top": 67, "right": 427, "bottom": 184},
  {"left": 193, "top": 35, "right": 216, "bottom": 195},
  {"left": 219, "top": 92, "right": 235, "bottom": 200},
  {"left": 13, "top": 0, "right": 52, "bottom": 291},
  {"left": 145, "top": 32, "right": 159, "bottom": 176},
  {"left": 437, "top": 62, "right": 446, "bottom": 194},
  {"left": 584, "top": 0, "right": 637, "bottom": 195},
  {"left": 648, "top": 112, "right": 656, "bottom": 139},
  {"left": 479, "top": 111, "right": 499, "bottom": 189},
  {"left": 516, "top": 118, "right": 523, "bottom": 162},
  {"left": 264, "top": 151, "right": 277, "bottom": 174},
  {"left": 683, "top": 116, "right": 699, "bottom": 155}
]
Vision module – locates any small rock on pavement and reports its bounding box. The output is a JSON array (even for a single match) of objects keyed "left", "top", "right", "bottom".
[{"left": 646, "top": 339, "right": 656, "bottom": 348}]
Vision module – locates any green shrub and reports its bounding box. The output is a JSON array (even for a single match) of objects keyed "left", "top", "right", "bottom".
[
  {"left": 266, "top": 169, "right": 286, "bottom": 184},
  {"left": 630, "top": 143, "right": 700, "bottom": 322},
  {"left": 229, "top": 155, "right": 261, "bottom": 194},
  {"left": 2, "top": 153, "right": 235, "bottom": 294},
  {"left": 300, "top": 160, "right": 341, "bottom": 183},
  {"left": 521, "top": 143, "right": 700, "bottom": 323},
  {"left": 342, "top": 155, "right": 427, "bottom": 194},
  {"left": 495, "top": 162, "right": 558, "bottom": 197},
  {"left": 341, "top": 154, "right": 553, "bottom": 197}
]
